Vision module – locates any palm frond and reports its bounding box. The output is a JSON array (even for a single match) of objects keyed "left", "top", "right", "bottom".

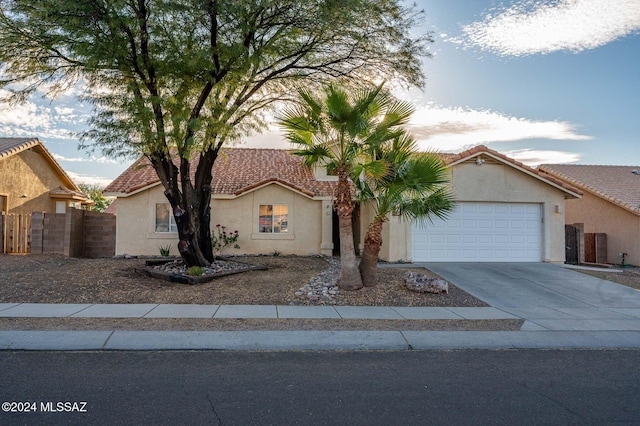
[
  {"left": 292, "top": 143, "right": 334, "bottom": 167},
  {"left": 377, "top": 99, "right": 415, "bottom": 129},
  {"left": 397, "top": 187, "right": 456, "bottom": 222}
]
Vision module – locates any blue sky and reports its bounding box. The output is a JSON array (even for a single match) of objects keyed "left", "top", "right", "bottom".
[{"left": 0, "top": 0, "right": 639, "bottom": 186}]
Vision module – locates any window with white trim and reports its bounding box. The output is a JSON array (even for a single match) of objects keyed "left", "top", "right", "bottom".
[
  {"left": 55, "top": 201, "right": 66, "bottom": 214},
  {"left": 155, "top": 203, "right": 177, "bottom": 233},
  {"left": 259, "top": 205, "right": 288, "bottom": 233}
]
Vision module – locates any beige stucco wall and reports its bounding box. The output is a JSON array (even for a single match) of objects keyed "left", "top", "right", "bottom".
[
  {"left": 114, "top": 183, "right": 326, "bottom": 256},
  {"left": 376, "top": 161, "right": 570, "bottom": 263},
  {"left": 0, "top": 149, "right": 69, "bottom": 214},
  {"left": 564, "top": 191, "right": 640, "bottom": 266}
]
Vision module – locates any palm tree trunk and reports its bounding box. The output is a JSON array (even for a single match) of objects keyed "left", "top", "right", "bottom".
[
  {"left": 338, "top": 213, "right": 363, "bottom": 290},
  {"left": 335, "top": 167, "right": 363, "bottom": 291},
  {"left": 359, "top": 219, "right": 383, "bottom": 287}
]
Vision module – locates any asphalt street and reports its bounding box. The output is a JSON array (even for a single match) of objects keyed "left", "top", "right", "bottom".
[{"left": 1, "top": 349, "right": 639, "bottom": 425}]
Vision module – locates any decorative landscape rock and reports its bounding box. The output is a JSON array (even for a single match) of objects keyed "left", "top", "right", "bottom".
[
  {"left": 292, "top": 257, "right": 340, "bottom": 305},
  {"left": 404, "top": 271, "right": 449, "bottom": 294}
]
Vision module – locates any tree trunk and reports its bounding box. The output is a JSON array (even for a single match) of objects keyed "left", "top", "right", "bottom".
[
  {"left": 337, "top": 212, "right": 363, "bottom": 290},
  {"left": 152, "top": 149, "right": 219, "bottom": 268},
  {"left": 335, "top": 167, "right": 363, "bottom": 291},
  {"left": 359, "top": 219, "right": 383, "bottom": 287},
  {"left": 163, "top": 186, "right": 212, "bottom": 267}
]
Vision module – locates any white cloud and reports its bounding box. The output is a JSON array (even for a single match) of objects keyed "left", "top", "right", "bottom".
[
  {"left": 502, "top": 149, "right": 582, "bottom": 166},
  {"left": 232, "top": 104, "right": 591, "bottom": 156},
  {"left": 0, "top": 89, "right": 80, "bottom": 139},
  {"left": 455, "top": 0, "right": 640, "bottom": 56},
  {"left": 65, "top": 171, "right": 114, "bottom": 187},
  {"left": 52, "top": 153, "right": 118, "bottom": 164},
  {"left": 408, "top": 104, "right": 591, "bottom": 151},
  {"left": 54, "top": 106, "right": 75, "bottom": 116},
  {"left": 241, "top": 129, "right": 290, "bottom": 150}
]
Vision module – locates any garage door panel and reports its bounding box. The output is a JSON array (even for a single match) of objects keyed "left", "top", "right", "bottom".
[
  {"left": 462, "top": 204, "right": 478, "bottom": 213},
  {"left": 495, "top": 235, "right": 509, "bottom": 244},
  {"left": 412, "top": 202, "right": 542, "bottom": 262},
  {"left": 478, "top": 219, "right": 493, "bottom": 228},
  {"left": 463, "top": 235, "right": 477, "bottom": 243}
]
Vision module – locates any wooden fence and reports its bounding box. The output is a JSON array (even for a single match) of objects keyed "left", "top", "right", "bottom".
[{"left": 0, "top": 213, "right": 31, "bottom": 254}]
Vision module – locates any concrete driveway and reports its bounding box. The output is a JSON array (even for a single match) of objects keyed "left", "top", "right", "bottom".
[{"left": 421, "top": 262, "right": 640, "bottom": 331}]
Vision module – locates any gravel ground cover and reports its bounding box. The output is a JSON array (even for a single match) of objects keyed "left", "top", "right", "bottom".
[
  {"left": 0, "top": 254, "right": 524, "bottom": 331},
  {"left": 0, "top": 254, "right": 488, "bottom": 307},
  {"left": 575, "top": 267, "right": 640, "bottom": 290}
]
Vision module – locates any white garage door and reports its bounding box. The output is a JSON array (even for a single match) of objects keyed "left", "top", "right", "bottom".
[{"left": 412, "top": 202, "right": 542, "bottom": 262}]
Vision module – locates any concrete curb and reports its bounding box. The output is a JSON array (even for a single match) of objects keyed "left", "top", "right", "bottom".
[{"left": 1, "top": 330, "right": 640, "bottom": 351}]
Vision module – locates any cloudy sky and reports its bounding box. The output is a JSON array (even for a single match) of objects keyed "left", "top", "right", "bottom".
[{"left": 0, "top": 0, "right": 639, "bottom": 186}]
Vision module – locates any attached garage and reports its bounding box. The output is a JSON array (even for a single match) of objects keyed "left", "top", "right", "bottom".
[
  {"left": 411, "top": 202, "right": 542, "bottom": 262},
  {"left": 375, "top": 146, "right": 583, "bottom": 264}
]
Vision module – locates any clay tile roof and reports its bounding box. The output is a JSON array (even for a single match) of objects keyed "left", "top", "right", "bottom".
[
  {"left": 538, "top": 164, "right": 640, "bottom": 216},
  {"left": 104, "top": 155, "right": 160, "bottom": 194},
  {"left": 442, "top": 145, "right": 582, "bottom": 197},
  {"left": 104, "top": 148, "right": 336, "bottom": 197},
  {"left": 0, "top": 137, "right": 40, "bottom": 159},
  {"left": 49, "top": 186, "right": 88, "bottom": 199},
  {"left": 104, "top": 199, "right": 117, "bottom": 215}
]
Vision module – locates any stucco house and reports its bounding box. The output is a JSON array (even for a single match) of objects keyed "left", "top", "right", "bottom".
[
  {"left": 0, "top": 138, "right": 91, "bottom": 215},
  {"left": 539, "top": 164, "right": 640, "bottom": 266},
  {"left": 105, "top": 145, "right": 580, "bottom": 263}
]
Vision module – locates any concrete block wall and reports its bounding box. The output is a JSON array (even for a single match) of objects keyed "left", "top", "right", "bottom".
[
  {"left": 31, "top": 209, "right": 116, "bottom": 258},
  {"left": 64, "top": 207, "right": 85, "bottom": 257},
  {"left": 83, "top": 211, "right": 116, "bottom": 258},
  {"left": 42, "top": 213, "right": 65, "bottom": 254}
]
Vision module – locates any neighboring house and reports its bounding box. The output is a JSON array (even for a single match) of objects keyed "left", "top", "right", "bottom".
[
  {"left": 0, "top": 138, "right": 91, "bottom": 215},
  {"left": 104, "top": 199, "right": 117, "bottom": 215},
  {"left": 105, "top": 145, "right": 580, "bottom": 263},
  {"left": 539, "top": 164, "right": 640, "bottom": 266}
]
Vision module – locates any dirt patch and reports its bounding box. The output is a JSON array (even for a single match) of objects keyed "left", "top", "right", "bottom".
[
  {"left": 574, "top": 268, "right": 640, "bottom": 291},
  {"left": 0, "top": 317, "right": 522, "bottom": 331},
  {"left": 0, "top": 254, "right": 487, "bottom": 307}
]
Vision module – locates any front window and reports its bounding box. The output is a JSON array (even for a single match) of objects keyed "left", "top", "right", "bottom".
[
  {"left": 259, "top": 205, "right": 288, "bottom": 233},
  {"left": 155, "top": 203, "right": 177, "bottom": 233},
  {"left": 55, "top": 201, "right": 66, "bottom": 214}
]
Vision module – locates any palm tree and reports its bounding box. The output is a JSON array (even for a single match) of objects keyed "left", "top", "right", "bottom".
[
  {"left": 278, "top": 83, "right": 407, "bottom": 291},
  {"left": 356, "top": 135, "right": 455, "bottom": 287}
]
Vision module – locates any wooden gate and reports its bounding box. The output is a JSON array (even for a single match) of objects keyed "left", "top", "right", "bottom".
[
  {"left": 584, "top": 232, "right": 607, "bottom": 264},
  {"left": 565, "top": 225, "right": 579, "bottom": 264},
  {"left": 0, "top": 213, "right": 31, "bottom": 254}
]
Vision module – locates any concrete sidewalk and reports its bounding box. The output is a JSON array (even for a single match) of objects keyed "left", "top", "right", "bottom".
[
  {"left": 0, "top": 303, "right": 518, "bottom": 320},
  {"left": 1, "top": 303, "right": 640, "bottom": 350}
]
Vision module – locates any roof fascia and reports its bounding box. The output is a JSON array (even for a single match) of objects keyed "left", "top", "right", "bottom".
[
  {"left": 104, "top": 181, "right": 162, "bottom": 198},
  {"left": 449, "top": 151, "right": 582, "bottom": 199},
  {"left": 230, "top": 181, "right": 317, "bottom": 199}
]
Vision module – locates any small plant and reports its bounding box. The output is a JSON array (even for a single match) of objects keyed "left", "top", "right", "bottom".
[
  {"left": 272, "top": 249, "right": 281, "bottom": 257},
  {"left": 158, "top": 245, "right": 172, "bottom": 257},
  {"left": 211, "top": 224, "right": 240, "bottom": 260},
  {"left": 186, "top": 266, "right": 204, "bottom": 276}
]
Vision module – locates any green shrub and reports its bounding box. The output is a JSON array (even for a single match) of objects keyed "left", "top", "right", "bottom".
[
  {"left": 186, "top": 266, "right": 204, "bottom": 276},
  {"left": 158, "top": 245, "right": 172, "bottom": 257}
]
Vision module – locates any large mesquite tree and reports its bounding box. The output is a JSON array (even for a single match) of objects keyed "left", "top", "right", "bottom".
[{"left": 0, "top": 0, "right": 431, "bottom": 266}]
